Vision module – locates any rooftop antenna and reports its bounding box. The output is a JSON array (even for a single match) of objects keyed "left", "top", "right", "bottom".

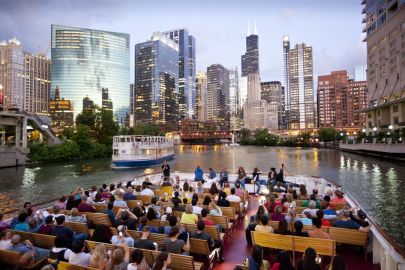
[
  {"left": 247, "top": 20, "right": 251, "bottom": 36},
  {"left": 254, "top": 20, "right": 258, "bottom": 35}
]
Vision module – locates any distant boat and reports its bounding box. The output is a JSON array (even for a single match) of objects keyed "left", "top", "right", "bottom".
[{"left": 112, "top": 135, "right": 175, "bottom": 168}]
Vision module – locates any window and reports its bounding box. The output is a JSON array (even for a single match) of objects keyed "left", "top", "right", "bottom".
[
  {"left": 393, "top": 105, "right": 399, "bottom": 112},
  {"left": 377, "top": 110, "right": 380, "bottom": 116},
  {"left": 394, "top": 117, "right": 399, "bottom": 125}
]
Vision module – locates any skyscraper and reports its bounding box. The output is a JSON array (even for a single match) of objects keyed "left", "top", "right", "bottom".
[
  {"left": 49, "top": 86, "right": 74, "bottom": 128},
  {"left": 229, "top": 67, "right": 241, "bottom": 129},
  {"left": 51, "top": 25, "right": 130, "bottom": 123},
  {"left": 134, "top": 32, "right": 179, "bottom": 128},
  {"left": 24, "top": 53, "right": 51, "bottom": 114},
  {"left": 206, "top": 64, "right": 230, "bottom": 130},
  {"left": 283, "top": 35, "right": 291, "bottom": 127},
  {"left": 241, "top": 23, "right": 259, "bottom": 76},
  {"left": 0, "top": 37, "right": 24, "bottom": 110},
  {"left": 102, "top": 88, "right": 113, "bottom": 111},
  {"left": 162, "top": 29, "right": 196, "bottom": 119},
  {"left": 288, "top": 43, "right": 315, "bottom": 129},
  {"left": 261, "top": 81, "right": 285, "bottom": 129},
  {"left": 317, "top": 70, "right": 367, "bottom": 128},
  {"left": 195, "top": 72, "right": 207, "bottom": 122}
]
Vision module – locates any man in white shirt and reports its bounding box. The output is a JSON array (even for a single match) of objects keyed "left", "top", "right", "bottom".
[
  {"left": 140, "top": 184, "right": 154, "bottom": 197},
  {"left": 69, "top": 240, "right": 91, "bottom": 267},
  {"left": 0, "top": 231, "right": 11, "bottom": 250},
  {"left": 226, "top": 188, "right": 244, "bottom": 210},
  {"left": 191, "top": 198, "right": 202, "bottom": 215}
]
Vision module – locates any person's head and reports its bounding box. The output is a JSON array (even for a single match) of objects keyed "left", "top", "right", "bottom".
[
  {"left": 126, "top": 186, "right": 133, "bottom": 193},
  {"left": 168, "top": 215, "right": 177, "bottom": 227},
  {"left": 274, "top": 205, "right": 282, "bottom": 215},
  {"left": 335, "top": 190, "right": 344, "bottom": 199},
  {"left": 10, "top": 234, "right": 21, "bottom": 245},
  {"left": 182, "top": 198, "right": 188, "bottom": 204},
  {"left": 303, "top": 247, "right": 317, "bottom": 269},
  {"left": 209, "top": 183, "right": 218, "bottom": 194},
  {"left": 197, "top": 220, "right": 205, "bottom": 231},
  {"left": 286, "top": 193, "right": 293, "bottom": 203},
  {"left": 312, "top": 189, "right": 318, "bottom": 195},
  {"left": 316, "top": 209, "right": 324, "bottom": 220},
  {"left": 18, "top": 212, "right": 28, "bottom": 223},
  {"left": 91, "top": 224, "right": 113, "bottom": 241},
  {"left": 147, "top": 207, "right": 157, "bottom": 220},
  {"left": 131, "top": 249, "right": 145, "bottom": 265},
  {"left": 169, "top": 226, "right": 180, "bottom": 238},
  {"left": 140, "top": 216, "right": 148, "bottom": 226},
  {"left": 55, "top": 215, "right": 65, "bottom": 225},
  {"left": 52, "top": 205, "right": 61, "bottom": 214},
  {"left": 230, "top": 188, "right": 236, "bottom": 195},
  {"left": 54, "top": 236, "right": 69, "bottom": 248},
  {"left": 260, "top": 215, "right": 269, "bottom": 226},
  {"left": 109, "top": 184, "right": 115, "bottom": 192},
  {"left": 111, "top": 248, "right": 125, "bottom": 266},
  {"left": 324, "top": 195, "right": 331, "bottom": 202},
  {"left": 309, "top": 194, "right": 317, "bottom": 201},
  {"left": 251, "top": 245, "right": 263, "bottom": 265},
  {"left": 90, "top": 243, "right": 107, "bottom": 266},
  {"left": 41, "top": 265, "right": 55, "bottom": 270},
  {"left": 70, "top": 208, "right": 80, "bottom": 217},
  {"left": 277, "top": 251, "right": 293, "bottom": 268},
  {"left": 278, "top": 219, "right": 289, "bottom": 233},
  {"left": 80, "top": 195, "right": 88, "bottom": 203},
  {"left": 288, "top": 207, "right": 297, "bottom": 218},
  {"left": 209, "top": 167, "right": 213, "bottom": 172},
  {"left": 268, "top": 194, "right": 276, "bottom": 203},
  {"left": 312, "top": 217, "right": 322, "bottom": 229},
  {"left": 235, "top": 181, "right": 241, "bottom": 188},
  {"left": 203, "top": 195, "right": 212, "bottom": 205},
  {"left": 253, "top": 167, "right": 259, "bottom": 173},
  {"left": 308, "top": 200, "right": 316, "bottom": 209},
  {"left": 27, "top": 217, "right": 37, "bottom": 229},
  {"left": 191, "top": 198, "right": 198, "bottom": 206},
  {"left": 219, "top": 191, "right": 227, "bottom": 200},
  {"left": 141, "top": 225, "right": 151, "bottom": 237},
  {"left": 24, "top": 202, "right": 32, "bottom": 210},
  {"left": 299, "top": 184, "right": 307, "bottom": 195},
  {"left": 358, "top": 209, "right": 367, "bottom": 220},
  {"left": 151, "top": 197, "right": 157, "bottom": 205},
  {"left": 153, "top": 252, "right": 171, "bottom": 270},
  {"left": 58, "top": 196, "right": 66, "bottom": 203},
  {"left": 165, "top": 207, "right": 173, "bottom": 216},
  {"left": 121, "top": 211, "right": 130, "bottom": 222},
  {"left": 321, "top": 200, "right": 330, "bottom": 210},
  {"left": 107, "top": 202, "right": 114, "bottom": 210},
  {"left": 95, "top": 192, "right": 103, "bottom": 202},
  {"left": 201, "top": 208, "right": 208, "bottom": 218},
  {"left": 209, "top": 202, "right": 218, "bottom": 211},
  {"left": 0, "top": 230, "right": 11, "bottom": 240},
  {"left": 330, "top": 255, "right": 346, "bottom": 270},
  {"left": 183, "top": 181, "right": 189, "bottom": 192},
  {"left": 185, "top": 205, "right": 193, "bottom": 214},
  {"left": 294, "top": 220, "right": 304, "bottom": 233},
  {"left": 71, "top": 240, "right": 85, "bottom": 254},
  {"left": 276, "top": 181, "right": 281, "bottom": 187}
]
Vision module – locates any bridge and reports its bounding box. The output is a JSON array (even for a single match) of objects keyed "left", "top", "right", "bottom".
[
  {"left": 0, "top": 111, "right": 60, "bottom": 167},
  {"left": 180, "top": 130, "right": 232, "bottom": 142}
]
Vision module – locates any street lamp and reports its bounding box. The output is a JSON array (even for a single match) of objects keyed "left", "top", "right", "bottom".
[{"left": 362, "top": 128, "right": 366, "bottom": 133}]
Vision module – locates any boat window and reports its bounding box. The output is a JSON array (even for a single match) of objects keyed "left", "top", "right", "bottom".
[
  {"left": 127, "top": 138, "right": 130, "bottom": 142},
  {"left": 131, "top": 137, "right": 134, "bottom": 142},
  {"left": 121, "top": 138, "right": 125, "bottom": 142}
]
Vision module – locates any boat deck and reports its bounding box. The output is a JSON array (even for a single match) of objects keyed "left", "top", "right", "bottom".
[{"left": 214, "top": 195, "right": 379, "bottom": 270}]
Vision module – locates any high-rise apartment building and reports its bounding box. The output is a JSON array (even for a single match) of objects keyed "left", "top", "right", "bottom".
[
  {"left": 195, "top": 72, "right": 207, "bottom": 122},
  {"left": 0, "top": 38, "right": 24, "bottom": 110},
  {"left": 241, "top": 27, "right": 259, "bottom": 76},
  {"left": 229, "top": 67, "right": 241, "bottom": 129},
  {"left": 51, "top": 25, "right": 130, "bottom": 124},
  {"left": 317, "top": 70, "right": 367, "bottom": 128},
  {"left": 361, "top": 1, "right": 405, "bottom": 133},
  {"left": 261, "top": 81, "right": 285, "bottom": 129},
  {"left": 206, "top": 64, "right": 230, "bottom": 130},
  {"left": 24, "top": 53, "right": 51, "bottom": 114},
  {"left": 288, "top": 43, "right": 315, "bottom": 129},
  {"left": 162, "top": 29, "right": 196, "bottom": 119},
  {"left": 134, "top": 32, "right": 179, "bottom": 129},
  {"left": 283, "top": 35, "right": 291, "bottom": 126}
]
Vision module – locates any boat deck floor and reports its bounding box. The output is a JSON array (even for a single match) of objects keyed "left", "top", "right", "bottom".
[{"left": 213, "top": 196, "right": 379, "bottom": 270}]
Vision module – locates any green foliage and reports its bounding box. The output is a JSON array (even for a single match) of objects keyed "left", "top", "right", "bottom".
[
  {"left": 133, "top": 123, "right": 163, "bottom": 136},
  {"left": 94, "top": 109, "right": 119, "bottom": 145},
  {"left": 239, "top": 128, "right": 253, "bottom": 145},
  {"left": 253, "top": 129, "right": 278, "bottom": 146},
  {"left": 76, "top": 108, "right": 96, "bottom": 129},
  {"left": 319, "top": 128, "right": 337, "bottom": 142}
]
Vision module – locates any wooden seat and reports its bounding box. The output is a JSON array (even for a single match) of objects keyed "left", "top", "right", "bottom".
[
  {"left": 219, "top": 207, "right": 239, "bottom": 222},
  {"left": 92, "top": 204, "right": 106, "bottom": 213},
  {"left": 154, "top": 190, "right": 164, "bottom": 198},
  {"left": 127, "top": 200, "right": 143, "bottom": 209},
  {"left": 190, "top": 238, "right": 211, "bottom": 256},
  {"left": 147, "top": 219, "right": 161, "bottom": 228},
  {"left": 173, "top": 211, "right": 184, "bottom": 219},
  {"left": 330, "top": 203, "right": 347, "bottom": 210},
  {"left": 329, "top": 227, "right": 368, "bottom": 247},
  {"left": 86, "top": 212, "right": 112, "bottom": 227},
  {"left": 294, "top": 235, "right": 336, "bottom": 256},
  {"left": 49, "top": 259, "right": 98, "bottom": 270},
  {"left": 149, "top": 233, "right": 168, "bottom": 248},
  {"left": 137, "top": 195, "right": 153, "bottom": 205},
  {"left": 65, "top": 221, "right": 91, "bottom": 235},
  {"left": 0, "top": 249, "right": 45, "bottom": 269},
  {"left": 9, "top": 230, "right": 56, "bottom": 249},
  {"left": 230, "top": 201, "right": 243, "bottom": 215},
  {"left": 151, "top": 252, "right": 203, "bottom": 270},
  {"left": 251, "top": 231, "right": 294, "bottom": 251},
  {"left": 207, "top": 215, "right": 233, "bottom": 233}
]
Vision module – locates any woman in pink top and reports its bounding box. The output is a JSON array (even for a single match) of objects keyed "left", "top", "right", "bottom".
[{"left": 331, "top": 190, "right": 346, "bottom": 204}]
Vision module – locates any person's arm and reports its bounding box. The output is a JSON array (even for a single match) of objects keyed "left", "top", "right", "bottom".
[
  {"left": 359, "top": 225, "right": 371, "bottom": 232},
  {"left": 120, "top": 242, "right": 130, "bottom": 263},
  {"left": 183, "top": 234, "right": 190, "bottom": 252}
]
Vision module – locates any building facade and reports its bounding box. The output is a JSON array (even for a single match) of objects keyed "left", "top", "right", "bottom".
[
  {"left": 49, "top": 86, "right": 74, "bottom": 128},
  {"left": 288, "top": 43, "right": 315, "bottom": 129},
  {"left": 0, "top": 37, "right": 24, "bottom": 110},
  {"left": 24, "top": 53, "right": 51, "bottom": 114},
  {"left": 206, "top": 64, "right": 230, "bottom": 130},
  {"left": 261, "top": 81, "right": 285, "bottom": 129},
  {"left": 241, "top": 33, "right": 259, "bottom": 76},
  {"left": 229, "top": 67, "right": 242, "bottom": 129},
  {"left": 195, "top": 72, "right": 207, "bottom": 122},
  {"left": 317, "top": 70, "right": 367, "bottom": 128},
  {"left": 283, "top": 35, "right": 291, "bottom": 127},
  {"left": 51, "top": 25, "right": 130, "bottom": 124},
  {"left": 101, "top": 88, "right": 113, "bottom": 111},
  {"left": 134, "top": 32, "right": 179, "bottom": 129},
  {"left": 361, "top": 0, "right": 405, "bottom": 134},
  {"left": 162, "top": 29, "right": 196, "bottom": 119}
]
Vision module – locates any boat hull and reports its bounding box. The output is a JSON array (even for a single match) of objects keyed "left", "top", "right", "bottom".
[{"left": 112, "top": 154, "right": 175, "bottom": 169}]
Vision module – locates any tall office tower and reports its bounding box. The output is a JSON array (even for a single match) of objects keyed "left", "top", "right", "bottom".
[
  {"left": 355, "top": 64, "right": 367, "bottom": 81},
  {"left": 282, "top": 35, "right": 291, "bottom": 127},
  {"left": 241, "top": 23, "right": 259, "bottom": 76},
  {"left": 206, "top": 64, "right": 230, "bottom": 130},
  {"left": 83, "top": 96, "right": 94, "bottom": 110},
  {"left": 51, "top": 25, "right": 130, "bottom": 124},
  {"left": 24, "top": 53, "right": 51, "bottom": 114},
  {"left": 129, "top": 84, "right": 135, "bottom": 127},
  {"left": 162, "top": 29, "right": 196, "bottom": 119},
  {"left": 101, "top": 88, "right": 113, "bottom": 111},
  {"left": 288, "top": 43, "right": 314, "bottom": 129},
  {"left": 229, "top": 67, "right": 241, "bottom": 129},
  {"left": 238, "top": 76, "right": 248, "bottom": 108},
  {"left": 0, "top": 37, "right": 24, "bottom": 110},
  {"left": 134, "top": 32, "right": 179, "bottom": 129},
  {"left": 261, "top": 81, "right": 285, "bottom": 129},
  {"left": 318, "top": 70, "right": 367, "bottom": 128},
  {"left": 195, "top": 72, "right": 207, "bottom": 122},
  {"left": 362, "top": 1, "right": 405, "bottom": 133},
  {"left": 49, "top": 86, "right": 74, "bottom": 128}
]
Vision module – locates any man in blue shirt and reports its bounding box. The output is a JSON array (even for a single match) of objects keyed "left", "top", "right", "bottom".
[
  {"left": 8, "top": 234, "right": 49, "bottom": 261},
  {"left": 194, "top": 165, "right": 204, "bottom": 181},
  {"left": 333, "top": 210, "right": 370, "bottom": 232},
  {"left": 208, "top": 168, "right": 217, "bottom": 180}
]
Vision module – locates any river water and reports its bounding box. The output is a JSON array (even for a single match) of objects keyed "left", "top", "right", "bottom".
[{"left": 0, "top": 145, "right": 404, "bottom": 248}]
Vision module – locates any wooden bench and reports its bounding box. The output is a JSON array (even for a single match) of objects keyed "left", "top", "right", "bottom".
[
  {"left": 219, "top": 207, "right": 239, "bottom": 224},
  {"left": 85, "top": 212, "right": 112, "bottom": 227},
  {"left": 329, "top": 227, "right": 368, "bottom": 247},
  {"left": 48, "top": 259, "right": 98, "bottom": 270},
  {"left": 147, "top": 219, "right": 161, "bottom": 228},
  {"left": 251, "top": 231, "right": 335, "bottom": 263},
  {"left": 122, "top": 229, "right": 168, "bottom": 249},
  {"left": 207, "top": 215, "right": 233, "bottom": 234},
  {"left": 190, "top": 238, "right": 216, "bottom": 269},
  {"left": 65, "top": 221, "right": 91, "bottom": 236},
  {"left": 127, "top": 200, "right": 143, "bottom": 209},
  {"left": 137, "top": 195, "right": 153, "bottom": 205},
  {"left": 185, "top": 224, "right": 223, "bottom": 241},
  {"left": 151, "top": 251, "right": 204, "bottom": 270},
  {"left": 0, "top": 249, "right": 46, "bottom": 269},
  {"left": 91, "top": 203, "right": 106, "bottom": 213},
  {"left": 9, "top": 230, "right": 56, "bottom": 249}
]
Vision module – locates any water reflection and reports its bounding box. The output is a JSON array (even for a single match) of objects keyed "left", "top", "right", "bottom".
[{"left": 0, "top": 146, "right": 403, "bottom": 247}]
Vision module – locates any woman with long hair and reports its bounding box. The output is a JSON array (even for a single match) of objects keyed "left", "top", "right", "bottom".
[
  {"left": 297, "top": 247, "right": 321, "bottom": 270},
  {"left": 209, "top": 182, "right": 219, "bottom": 195},
  {"left": 89, "top": 243, "right": 108, "bottom": 269},
  {"left": 90, "top": 224, "right": 113, "bottom": 244},
  {"left": 275, "top": 219, "right": 291, "bottom": 235},
  {"left": 127, "top": 249, "right": 150, "bottom": 270},
  {"left": 106, "top": 243, "right": 130, "bottom": 270},
  {"left": 245, "top": 244, "right": 270, "bottom": 270},
  {"left": 253, "top": 205, "right": 267, "bottom": 224},
  {"left": 203, "top": 195, "right": 212, "bottom": 206},
  {"left": 328, "top": 255, "right": 346, "bottom": 270},
  {"left": 271, "top": 251, "right": 295, "bottom": 270},
  {"left": 209, "top": 202, "right": 222, "bottom": 216},
  {"left": 153, "top": 252, "right": 171, "bottom": 270}
]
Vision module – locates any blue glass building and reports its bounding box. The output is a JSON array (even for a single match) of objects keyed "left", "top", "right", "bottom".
[
  {"left": 51, "top": 25, "right": 130, "bottom": 124},
  {"left": 134, "top": 32, "right": 179, "bottom": 128},
  {"left": 162, "top": 29, "right": 196, "bottom": 119}
]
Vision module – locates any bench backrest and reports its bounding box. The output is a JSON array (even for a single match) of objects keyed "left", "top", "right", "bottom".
[
  {"left": 207, "top": 215, "right": 230, "bottom": 230},
  {"left": 86, "top": 212, "right": 112, "bottom": 227},
  {"left": 92, "top": 204, "right": 106, "bottom": 213},
  {"left": 251, "top": 231, "right": 294, "bottom": 250},
  {"left": 137, "top": 195, "right": 153, "bottom": 205},
  {"left": 219, "top": 207, "right": 236, "bottom": 221},
  {"left": 126, "top": 200, "right": 143, "bottom": 209},
  {"left": 9, "top": 230, "right": 56, "bottom": 249},
  {"left": 0, "top": 249, "right": 22, "bottom": 266},
  {"left": 329, "top": 227, "right": 368, "bottom": 246},
  {"left": 190, "top": 238, "right": 210, "bottom": 256},
  {"left": 230, "top": 201, "right": 242, "bottom": 214},
  {"left": 64, "top": 221, "right": 90, "bottom": 235}
]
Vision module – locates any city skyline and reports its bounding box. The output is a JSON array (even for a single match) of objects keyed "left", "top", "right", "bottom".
[{"left": 0, "top": 0, "right": 366, "bottom": 83}]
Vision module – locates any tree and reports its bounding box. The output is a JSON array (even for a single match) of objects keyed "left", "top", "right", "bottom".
[
  {"left": 94, "top": 108, "right": 119, "bottom": 145},
  {"left": 133, "top": 123, "right": 162, "bottom": 136},
  {"left": 72, "top": 125, "right": 94, "bottom": 156},
  {"left": 239, "top": 128, "right": 252, "bottom": 144},
  {"left": 318, "top": 128, "right": 337, "bottom": 142},
  {"left": 76, "top": 108, "right": 96, "bottom": 129},
  {"left": 254, "top": 129, "right": 278, "bottom": 146}
]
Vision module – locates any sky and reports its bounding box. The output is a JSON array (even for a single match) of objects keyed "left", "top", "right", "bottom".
[{"left": 0, "top": 0, "right": 366, "bottom": 83}]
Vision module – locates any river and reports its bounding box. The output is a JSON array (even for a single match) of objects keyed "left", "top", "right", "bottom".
[{"left": 0, "top": 145, "right": 404, "bottom": 248}]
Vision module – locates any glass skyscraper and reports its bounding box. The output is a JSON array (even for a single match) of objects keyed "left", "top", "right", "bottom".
[
  {"left": 51, "top": 25, "right": 130, "bottom": 123},
  {"left": 241, "top": 34, "right": 259, "bottom": 76},
  {"left": 134, "top": 32, "right": 179, "bottom": 128},
  {"left": 162, "top": 29, "right": 196, "bottom": 119}
]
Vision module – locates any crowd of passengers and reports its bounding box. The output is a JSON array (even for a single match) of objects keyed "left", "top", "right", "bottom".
[{"left": 0, "top": 162, "right": 367, "bottom": 270}]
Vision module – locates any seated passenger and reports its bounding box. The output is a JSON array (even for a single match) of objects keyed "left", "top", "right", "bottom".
[
  {"left": 216, "top": 191, "right": 230, "bottom": 207},
  {"left": 103, "top": 202, "right": 116, "bottom": 224},
  {"left": 255, "top": 215, "right": 274, "bottom": 233},
  {"left": 89, "top": 243, "right": 108, "bottom": 269},
  {"left": 270, "top": 205, "right": 285, "bottom": 222},
  {"left": 274, "top": 219, "right": 291, "bottom": 235},
  {"left": 308, "top": 217, "right": 330, "bottom": 239},
  {"left": 191, "top": 220, "right": 224, "bottom": 263},
  {"left": 140, "top": 184, "right": 154, "bottom": 197},
  {"left": 8, "top": 234, "right": 49, "bottom": 265},
  {"left": 331, "top": 190, "right": 346, "bottom": 205},
  {"left": 208, "top": 167, "right": 217, "bottom": 180},
  {"left": 244, "top": 244, "right": 270, "bottom": 270},
  {"left": 68, "top": 240, "right": 91, "bottom": 267},
  {"left": 302, "top": 200, "right": 318, "bottom": 218},
  {"left": 90, "top": 224, "right": 112, "bottom": 244},
  {"left": 164, "top": 226, "right": 190, "bottom": 255},
  {"left": 114, "top": 208, "right": 137, "bottom": 230},
  {"left": 77, "top": 195, "right": 96, "bottom": 213},
  {"left": 65, "top": 208, "right": 87, "bottom": 224},
  {"left": 191, "top": 198, "right": 203, "bottom": 215},
  {"left": 14, "top": 212, "right": 29, "bottom": 232},
  {"left": 0, "top": 230, "right": 12, "bottom": 250},
  {"left": 133, "top": 226, "right": 156, "bottom": 250},
  {"left": 180, "top": 205, "right": 198, "bottom": 224},
  {"left": 333, "top": 209, "right": 370, "bottom": 232},
  {"left": 49, "top": 236, "right": 72, "bottom": 262},
  {"left": 201, "top": 208, "right": 215, "bottom": 226},
  {"left": 292, "top": 220, "right": 308, "bottom": 237},
  {"left": 209, "top": 202, "right": 222, "bottom": 216},
  {"left": 297, "top": 247, "right": 321, "bottom": 270},
  {"left": 128, "top": 248, "right": 150, "bottom": 270},
  {"left": 316, "top": 209, "right": 331, "bottom": 227},
  {"left": 38, "top": 216, "right": 54, "bottom": 235},
  {"left": 111, "top": 225, "right": 134, "bottom": 247}
]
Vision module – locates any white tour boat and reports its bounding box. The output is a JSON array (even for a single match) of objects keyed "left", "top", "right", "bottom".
[{"left": 112, "top": 135, "right": 175, "bottom": 168}]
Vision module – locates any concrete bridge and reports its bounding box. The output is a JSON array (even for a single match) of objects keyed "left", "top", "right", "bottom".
[{"left": 0, "top": 111, "right": 60, "bottom": 167}]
